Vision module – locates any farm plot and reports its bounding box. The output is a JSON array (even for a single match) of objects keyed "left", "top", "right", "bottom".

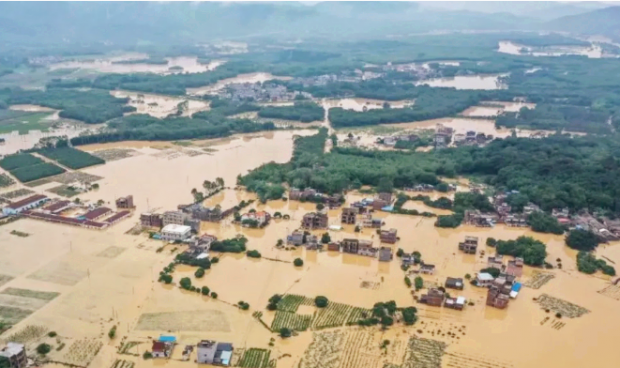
[
  {"left": 1, "top": 288, "right": 59, "bottom": 300},
  {"left": 271, "top": 311, "right": 312, "bottom": 332},
  {"left": 4, "top": 325, "right": 48, "bottom": 344},
  {"left": 524, "top": 272, "right": 555, "bottom": 289},
  {"left": 238, "top": 348, "right": 272, "bottom": 368},
  {"left": 445, "top": 351, "right": 514, "bottom": 368},
  {"left": 96, "top": 246, "right": 126, "bottom": 258},
  {"left": 0, "top": 153, "right": 65, "bottom": 183},
  {"left": 118, "top": 341, "right": 143, "bottom": 356},
  {"left": 401, "top": 337, "right": 447, "bottom": 368},
  {"left": 91, "top": 149, "right": 140, "bottom": 162},
  {"left": 28, "top": 260, "right": 90, "bottom": 286},
  {"left": 312, "top": 303, "right": 355, "bottom": 330},
  {"left": 535, "top": 294, "right": 590, "bottom": 318},
  {"left": 598, "top": 284, "right": 620, "bottom": 301},
  {"left": 61, "top": 339, "right": 103, "bottom": 366},
  {"left": 0, "top": 288, "right": 59, "bottom": 325},
  {"left": 136, "top": 310, "right": 231, "bottom": 332},
  {"left": 277, "top": 294, "right": 315, "bottom": 313},
  {"left": 338, "top": 330, "right": 381, "bottom": 368},
  {"left": 111, "top": 360, "right": 135, "bottom": 368},
  {"left": 0, "top": 274, "right": 13, "bottom": 287},
  {"left": 39, "top": 147, "right": 105, "bottom": 169},
  {"left": 301, "top": 330, "right": 346, "bottom": 368},
  {"left": 0, "top": 173, "right": 15, "bottom": 188},
  {"left": 0, "top": 188, "right": 34, "bottom": 200},
  {"left": 47, "top": 185, "right": 80, "bottom": 198},
  {"left": 50, "top": 172, "right": 102, "bottom": 184},
  {"left": 346, "top": 307, "right": 372, "bottom": 325}
]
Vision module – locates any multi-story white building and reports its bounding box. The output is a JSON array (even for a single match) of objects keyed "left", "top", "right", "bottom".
[{"left": 161, "top": 224, "right": 191, "bottom": 242}]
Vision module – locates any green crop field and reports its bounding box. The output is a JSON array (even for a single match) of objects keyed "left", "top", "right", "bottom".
[
  {"left": 0, "top": 153, "right": 65, "bottom": 183},
  {"left": 277, "top": 294, "right": 315, "bottom": 313},
  {"left": 0, "top": 111, "right": 55, "bottom": 134},
  {"left": 238, "top": 348, "right": 271, "bottom": 368},
  {"left": 271, "top": 311, "right": 312, "bottom": 332},
  {"left": 312, "top": 302, "right": 355, "bottom": 330},
  {"left": 39, "top": 147, "right": 105, "bottom": 169}
]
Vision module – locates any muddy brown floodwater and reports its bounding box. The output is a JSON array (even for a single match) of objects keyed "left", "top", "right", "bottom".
[
  {"left": 109, "top": 91, "right": 210, "bottom": 118},
  {"left": 0, "top": 130, "right": 619, "bottom": 368}
]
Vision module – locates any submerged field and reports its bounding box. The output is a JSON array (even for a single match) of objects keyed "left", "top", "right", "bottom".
[{"left": 0, "top": 130, "right": 618, "bottom": 368}]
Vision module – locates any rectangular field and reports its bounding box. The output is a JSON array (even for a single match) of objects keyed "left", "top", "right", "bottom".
[
  {"left": 9, "top": 162, "right": 66, "bottom": 183},
  {"left": 136, "top": 310, "right": 232, "bottom": 332},
  {"left": 0, "top": 287, "right": 60, "bottom": 300},
  {"left": 238, "top": 348, "right": 271, "bottom": 368},
  {"left": 39, "top": 147, "right": 105, "bottom": 169},
  {"left": 312, "top": 302, "right": 355, "bottom": 330},
  {"left": 271, "top": 311, "right": 312, "bottom": 332},
  {"left": 277, "top": 294, "right": 315, "bottom": 313}
]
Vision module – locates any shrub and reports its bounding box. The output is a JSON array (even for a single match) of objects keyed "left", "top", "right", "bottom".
[
  {"left": 464, "top": 273, "right": 471, "bottom": 280},
  {"left": 48, "top": 331, "right": 57, "bottom": 338},
  {"left": 108, "top": 325, "right": 117, "bottom": 339},
  {"left": 201, "top": 286, "right": 210, "bottom": 295},
  {"left": 486, "top": 237, "right": 497, "bottom": 247},
  {"left": 294, "top": 258, "right": 304, "bottom": 267},
  {"left": 210, "top": 291, "right": 218, "bottom": 299},
  {"left": 414, "top": 276, "right": 423, "bottom": 291},
  {"left": 555, "top": 312, "right": 562, "bottom": 319},
  {"left": 159, "top": 273, "right": 173, "bottom": 284},
  {"left": 211, "top": 257, "right": 219, "bottom": 263},
  {"left": 36, "top": 343, "right": 51, "bottom": 355},
  {"left": 143, "top": 351, "right": 153, "bottom": 360},
  {"left": 238, "top": 301, "right": 250, "bottom": 310},
  {"left": 396, "top": 248, "right": 404, "bottom": 257},
  {"left": 315, "top": 296, "right": 329, "bottom": 308},
  {"left": 279, "top": 328, "right": 292, "bottom": 338},
  {"left": 246, "top": 250, "right": 262, "bottom": 258},
  {"left": 195, "top": 268, "right": 205, "bottom": 278},
  {"left": 404, "top": 276, "right": 412, "bottom": 287},
  {"left": 179, "top": 277, "right": 192, "bottom": 290}
]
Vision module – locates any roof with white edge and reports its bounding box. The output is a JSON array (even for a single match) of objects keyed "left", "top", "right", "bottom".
[
  {"left": 477, "top": 272, "right": 495, "bottom": 281},
  {"left": 161, "top": 224, "right": 191, "bottom": 234}
]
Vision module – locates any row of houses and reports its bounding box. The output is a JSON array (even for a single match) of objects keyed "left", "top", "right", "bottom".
[
  {"left": 419, "top": 287, "right": 467, "bottom": 311},
  {"left": 3, "top": 195, "right": 131, "bottom": 230},
  {"left": 151, "top": 336, "right": 233, "bottom": 366},
  {"left": 289, "top": 188, "right": 344, "bottom": 209}
]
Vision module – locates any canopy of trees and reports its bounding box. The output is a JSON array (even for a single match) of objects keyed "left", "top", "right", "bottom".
[
  {"left": 565, "top": 229, "right": 601, "bottom": 251},
  {"left": 495, "top": 236, "right": 547, "bottom": 266},
  {"left": 258, "top": 101, "right": 323, "bottom": 122}
]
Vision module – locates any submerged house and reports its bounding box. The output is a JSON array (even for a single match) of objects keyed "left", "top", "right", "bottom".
[
  {"left": 152, "top": 336, "right": 176, "bottom": 359},
  {"left": 197, "top": 340, "right": 233, "bottom": 366},
  {"left": 301, "top": 212, "right": 328, "bottom": 230},
  {"left": 458, "top": 236, "right": 478, "bottom": 254}
]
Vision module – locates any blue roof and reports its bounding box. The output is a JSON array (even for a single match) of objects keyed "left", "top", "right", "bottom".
[
  {"left": 159, "top": 335, "right": 177, "bottom": 342},
  {"left": 512, "top": 282, "right": 522, "bottom": 292}
]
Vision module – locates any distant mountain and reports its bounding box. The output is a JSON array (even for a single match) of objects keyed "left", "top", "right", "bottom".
[
  {"left": 545, "top": 6, "right": 620, "bottom": 39},
  {"left": 0, "top": 2, "right": 537, "bottom": 47}
]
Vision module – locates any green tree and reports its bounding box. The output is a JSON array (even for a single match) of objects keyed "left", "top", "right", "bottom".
[
  {"left": 480, "top": 267, "right": 501, "bottom": 278},
  {"left": 294, "top": 258, "right": 304, "bottom": 267},
  {"left": 566, "top": 229, "right": 600, "bottom": 251},
  {"left": 402, "top": 306, "right": 417, "bottom": 325},
  {"left": 159, "top": 274, "right": 173, "bottom": 284},
  {"left": 36, "top": 343, "right": 51, "bottom": 355},
  {"left": 414, "top": 276, "right": 423, "bottom": 291},
  {"left": 246, "top": 250, "right": 262, "bottom": 258},
  {"left": 396, "top": 248, "right": 404, "bottom": 257},
  {"left": 201, "top": 286, "right": 210, "bottom": 295},
  {"left": 316, "top": 203, "right": 325, "bottom": 211},
  {"left": 486, "top": 237, "right": 497, "bottom": 247},
  {"left": 404, "top": 276, "right": 412, "bottom": 287},
  {"left": 108, "top": 325, "right": 117, "bottom": 339},
  {"left": 377, "top": 177, "right": 394, "bottom": 193},
  {"left": 210, "top": 291, "right": 218, "bottom": 299},
  {"left": 321, "top": 232, "right": 331, "bottom": 244},
  {"left": 315, "top": 296, "right": 329, "bottom": 308},
  {"left": 280, "top": 328, "right": 292, "bottom": 338},
  {"left": 179, "top": 277, "right": 192, "bottom": 290},
  {"left": 195, "top": 268, "right": 205, "bottom": 278}
]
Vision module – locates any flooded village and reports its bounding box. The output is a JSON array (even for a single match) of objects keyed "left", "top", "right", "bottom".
[{"left": 1, "top": 5, "right": 620, "bottom": 368}]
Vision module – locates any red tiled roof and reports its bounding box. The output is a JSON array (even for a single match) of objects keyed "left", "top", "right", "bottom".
[
  {"left": 7, "top": 194, "right": 47, "bottom": 209},
  {"left": 44, "top": 200, "right": 71, "bottom": 213},
  {"left": 152, "top": 341, "right": 166, "bottom": 352},
  {"left": 83, "top": 207, "right": 111, "bottom": 220},
  {"left": 104, "top": 211, "right": 130, "bottom": 223}
]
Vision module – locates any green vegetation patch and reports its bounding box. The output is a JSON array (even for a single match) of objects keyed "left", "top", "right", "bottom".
[
  {"left": 0, "top": 173, "right": 15, "bottom": 188},
  {"left": 0, "top": 274, "right": 14, "bottom": 288},
  {"left": 238, "top": 348, "right": 271, "bottom": 368},
  {"left": 277, "top": 294, "right": 315, "bottom": 313},
  {"left": 258, "top": 101, "right": 323, "bottom": 123},
  {"left": 0, "top": 288, "right": 60, "bottom": 301},
  {"left": 270, "top": 311, "right": 312, "bottom": 332},
  {"left": 0, "top": 153, "right": 65, "bottom": 183},
  {"left": 0, "top": 112, "right": 55, "bottom": 134},
  {"left": 312, "top": 302, "right": 355, "bottom": 330},
  {"left": 38, "top": 147, "right": 105, "bottom": 169},
  {"left": 47, "top": 184, "right": 80, "bottom": 198},
  {"left": 10, "top": 162, "right": 65, "bottom": 183},
  {"left": 0, "top": 305, "right": 33, "bottom": 324}
]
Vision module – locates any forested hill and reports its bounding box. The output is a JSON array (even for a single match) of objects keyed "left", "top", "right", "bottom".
[{"left": 545, "top": 6, "right": 620, "bottom": 39}]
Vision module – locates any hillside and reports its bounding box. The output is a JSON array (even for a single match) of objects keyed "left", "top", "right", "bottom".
[{"left": 545, "top": 6, "right": 620, "bottom": 39}]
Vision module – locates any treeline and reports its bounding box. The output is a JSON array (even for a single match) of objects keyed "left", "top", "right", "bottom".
[
  {"left": 496, "top": 104, "right": 612, "bottom": 134},
  {"left": 48, "top": 61, "right": 262, "bottom": 96},
  {"left": 258, "top": 101, "right": 323, "bottom": 123},
  {"left": 71, "top": 114, "right": 275, "bottom": 146},
  {"left": 328, "top": 87, "right": 482, "bottom": 128},
  {"left": 0, "top": 88, "right": 133, "bottom": 124},
  {"left": 240, "top": 129, "right": 620, "bottom": 217}
]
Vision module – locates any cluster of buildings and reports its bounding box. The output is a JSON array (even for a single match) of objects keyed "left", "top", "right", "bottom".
[
  {"left": 140, "top": 209, "right": 201, "bottom": 241},
  {"left": 474, "top": 255, "right": 524, "bottom": 309},
  {"left": 239, "top": 211, "right": 271, "bottom": 228},
  {"left": 381, "top": 133, "right": 420, "bottom": 147},
  {"left": 289, "top": 188, "right": 344, "bottom": 209},
  {"left": 222, "top": 82, "right": 311, "bottom": 103},
  {"left": 433, "top": 124, "right": 494, "bottom": 149},
  {"left": 419, "top": 288, "right": 467, "bottom": 311},
  {"left": 332, "top": 238, "right": 394, "bottom": 261},
  {"left": 291, "top": 72, "right": 372, "bottom": 88},
  {"left": 463, "top": 192, "right": 541, "bottom": 228},
  {"left": 3, "top": 194, "right": 131, "bottom": 230},
  {"left": 150, "top": 336, "right": 233, "bottom": 366}
]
